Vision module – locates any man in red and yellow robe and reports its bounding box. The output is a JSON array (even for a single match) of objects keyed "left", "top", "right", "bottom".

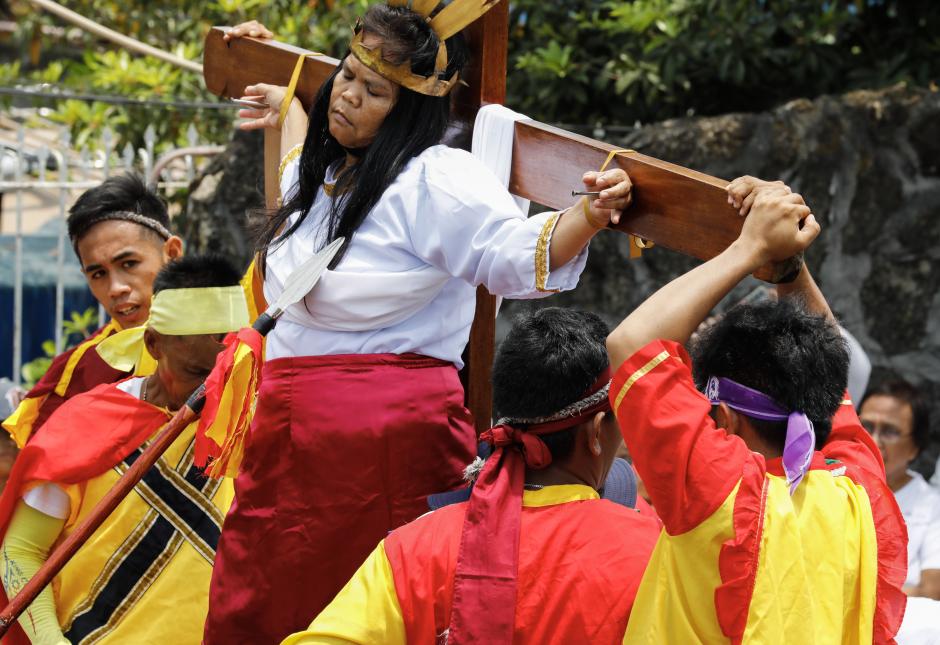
[
  {"left": 2, "top": 175, "right": 185, "bottom": 446},
  {"left": 282, "top": 308, "right": 661, "bottom": 644},
  {"left": 3, "top": 175, "right": 264, "bottom": 448},
  {"left": 0, "top": 255, "right": 247, "bottom": 644},
  {"left": 612, "top": 342, "right": 906, "bottom": 642},
  {"left": 284, "top": 484, "right": 659, "bottom": 645},
  {"left": 606, "top": 177, "right": 907, "bottom": 643},
  {"left": 0, "top": 381, "right": 232, "bottom": 644}
]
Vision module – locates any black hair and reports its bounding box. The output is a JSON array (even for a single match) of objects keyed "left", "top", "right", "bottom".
[
  {"left": 861, "top": 379, "right": 930, "bottom": 453},
  {"left": 152, "top": 254, "right": 242, "bottom": 294},
  {"left": 67, "top": 173, "right": 170, "bottom": 253},
  {"left": 257, "top": 3, "right": 470, "bottom": 270},
  {"left": 690, "top": 298, "right": 849, "bottom": 450},
  {"left": 493, "top": 307, "right": 611, "bottom": 463}
]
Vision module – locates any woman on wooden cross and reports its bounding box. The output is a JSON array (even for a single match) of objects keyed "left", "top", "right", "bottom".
[{"left": 203, "top": 2, "right": 634, "bottom": 642}]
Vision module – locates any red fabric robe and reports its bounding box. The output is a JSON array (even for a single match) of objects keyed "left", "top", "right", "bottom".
[
  {"left": 611, "top": 340, "right": 907, "bottom": 643},
  {"left": 0, "top": 380, "right": 169, "bottom": 644},
  {"left": 203, "top": 353, "right": 478, "bottom": 644},
  {"left": 3, "top": 323, "right": 126, "bottom": 445}
]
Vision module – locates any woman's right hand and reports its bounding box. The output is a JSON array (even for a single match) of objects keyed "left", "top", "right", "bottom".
[
  {"left": 237, "top": 83, "right": 291, "bottom": 131},
  {"left": 222, "top": 20, "right": 274, "bottom": 42}
]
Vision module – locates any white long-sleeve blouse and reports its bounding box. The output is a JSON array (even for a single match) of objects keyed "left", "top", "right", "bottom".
[{"left": 264, "top": 144, "right": 588, "bottom": 368}]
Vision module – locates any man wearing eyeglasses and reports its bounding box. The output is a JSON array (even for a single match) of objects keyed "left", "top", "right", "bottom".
[{"left": 859, "top": 380, "right": 940, "bottom": 602}]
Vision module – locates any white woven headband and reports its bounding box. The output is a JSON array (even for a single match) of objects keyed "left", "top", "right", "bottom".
[{"left": 72, "top": 210, "right": 172, "bottom": 245}]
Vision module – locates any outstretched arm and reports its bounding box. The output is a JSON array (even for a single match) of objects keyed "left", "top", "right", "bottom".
[
  {"left": 237, "top": 83, "right": 308, "bottom": 159},
  {"left": 220, "top": 22, "right": 308, "bottom": 161},
  {"left": 607, "top": 183, "right": 819, "bottom": 370}
]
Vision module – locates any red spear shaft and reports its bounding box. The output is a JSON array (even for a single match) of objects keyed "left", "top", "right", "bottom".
[
  {"left": 0, "top": 237, "right": 343, "bottom": 636},
  {"left": 0, "top": 390, "right": 204, "bottom": 636}
]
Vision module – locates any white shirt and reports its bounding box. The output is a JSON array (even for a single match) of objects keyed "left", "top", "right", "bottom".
[
  {"left": 897, "top": 596, "right": 940, "bottom": 644},
  {"left": 264, "top": 144, "right": 588, "bottom": 368},
  {"left": 894, "top": 469, "right": 940, "bottom": 587}
]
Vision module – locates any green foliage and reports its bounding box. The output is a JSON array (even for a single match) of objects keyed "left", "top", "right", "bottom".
[
  {"left": 62, "top": 308, "right": 99, "bottom": 341},
  {"left": 20, "top": 343, "right": 53, "bottom": 389},
  {"left": 506, "top": 0, "right": 940, "bottom": 125},
  {"left": 2, "top": 0, "right": 937, "bottom": 147},
  {"left": 0, "top": 60, "right": 21, "bottom": 84},
  {"left": 45, "top": 100, "right": 128, "bottom": 149},
  {"left": 20, "top": 308, "right": 99, "bottom": 388},
  {"left": 3, "top": 0, "right": 370, "bottom": 153}
]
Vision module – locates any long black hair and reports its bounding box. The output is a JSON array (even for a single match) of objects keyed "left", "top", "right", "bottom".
[{"left": 258, "top": 3, "right": 470, "bottom": 269}]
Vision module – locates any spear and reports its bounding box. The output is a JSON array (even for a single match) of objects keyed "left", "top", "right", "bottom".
[{"left": 0, "top": 237, "right": 344, "bottom": 636}]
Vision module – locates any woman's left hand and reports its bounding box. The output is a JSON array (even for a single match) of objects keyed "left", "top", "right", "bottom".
[
  {"left": 237, "top": 83, "right": 291, "bottom": 131},
  {"left": 580, "top": 168, "right": 633, "bottom": 227}
]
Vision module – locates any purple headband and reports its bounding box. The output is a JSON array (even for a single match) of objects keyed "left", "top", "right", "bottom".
[{"left": 705, "top": 376, "right": 815, "bottom": 494}]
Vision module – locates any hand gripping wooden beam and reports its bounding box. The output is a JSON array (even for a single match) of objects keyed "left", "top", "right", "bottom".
[{"left": 203, "top": 26, "right": 802, "bottom": 283}]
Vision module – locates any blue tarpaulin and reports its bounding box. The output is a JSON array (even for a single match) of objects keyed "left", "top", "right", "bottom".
[{"left": 0, "top": 228, "right": 97, "bottom": 382}]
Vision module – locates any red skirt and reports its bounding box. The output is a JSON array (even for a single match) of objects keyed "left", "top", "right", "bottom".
[{"left": 203, "top": 353, "right": 476, "bottom": 644}]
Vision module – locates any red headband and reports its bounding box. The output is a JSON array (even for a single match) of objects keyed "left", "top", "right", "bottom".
[{"left": 447, "top": 368, "right": 612, "bottom": 644}]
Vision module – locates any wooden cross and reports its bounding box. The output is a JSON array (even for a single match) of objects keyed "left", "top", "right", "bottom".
[{"left": 202, "top": 3, "right": 800, "bottom": 431}]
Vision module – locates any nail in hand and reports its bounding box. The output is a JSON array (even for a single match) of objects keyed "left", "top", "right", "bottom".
[{"left": 230, "top": 98, "right": 268, "bottom": 109}]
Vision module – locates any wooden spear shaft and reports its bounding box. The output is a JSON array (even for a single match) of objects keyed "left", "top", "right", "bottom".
[
  {"left": 0, "top": 236, "right": 342, "bottom": 635},
  {"left": 0, "top": 389, "right": 206, "bottom": 636}
]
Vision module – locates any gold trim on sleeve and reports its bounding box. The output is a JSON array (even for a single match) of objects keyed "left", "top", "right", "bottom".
[
  {"left": 612, "top": 350, "right": 671, "bottom": 411},
  {"left": 278, "top": 144, "right": 304, "bottom": 187},
  {"left": 535, "top": 212, "right": 561, "bottom": 293}
]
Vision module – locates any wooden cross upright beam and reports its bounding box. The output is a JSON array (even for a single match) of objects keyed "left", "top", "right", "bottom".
[{"left": 202, "top": 9, "right": 800, "bottom": 429}]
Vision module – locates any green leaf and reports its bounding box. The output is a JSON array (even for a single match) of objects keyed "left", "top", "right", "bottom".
[
  {"left": 41, "top": 340, "right": 56, "bottom": 357},
  {"left": 22, "top": 357, "right": 53, "bottom": 388}
]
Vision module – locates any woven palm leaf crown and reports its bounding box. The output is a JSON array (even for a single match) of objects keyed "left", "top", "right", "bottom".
[{"left": 349, "top": 0, "right": 500, "bottom": 97}]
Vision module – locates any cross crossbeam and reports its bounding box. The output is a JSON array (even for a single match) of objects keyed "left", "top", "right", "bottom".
[
  {"left": 203, "top": 26, "right": 799, "bottom": 283},
  {"left": 202, "top": 15, "right": 800, "bottom": 431}
]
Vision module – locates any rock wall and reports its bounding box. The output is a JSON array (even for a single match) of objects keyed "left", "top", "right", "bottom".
[
  {"left": 177, "top": 129, "right": 265, "bottom": 268},
  {"left": 503, "top": 84, "right": 940, "bottom": 476},
  {"left": 184, "top": 85, "right": 940, "bottom": 476}
]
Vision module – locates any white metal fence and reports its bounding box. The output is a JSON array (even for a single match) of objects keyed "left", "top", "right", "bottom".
[{"left": 0, "top": 118, "right": 223, "bottom": 386}]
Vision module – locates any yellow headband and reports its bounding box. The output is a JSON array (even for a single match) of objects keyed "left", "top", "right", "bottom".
[{"left": 97, "top": 286, "right": 249, "bottom": 376}]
